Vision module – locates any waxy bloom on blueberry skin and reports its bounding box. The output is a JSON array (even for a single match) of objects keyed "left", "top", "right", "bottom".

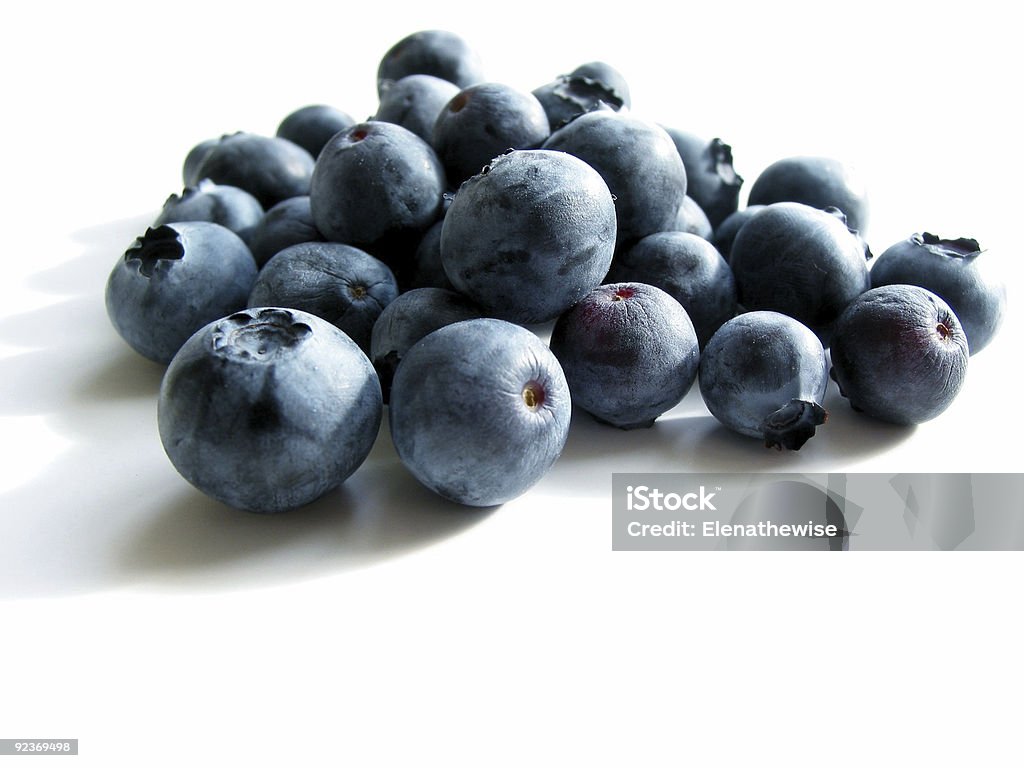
[
  {"left": 550, "top": 282, "right": 700, "bottom": 430},
  {"left": 158, "top": 308, "right": 383, "bottom": 514},
  {"left": 698, "top": 311, "right": 829, "bottom": 451},
  {"left": 105, "top": 222, "right": 258, "bottom": 365},
  {"left": 388, "top": 318, "right": 571, "bottom": 507},
  {"left": 440, "top": 149, "right": 616, "bottom": 325},
  {"left": 829, "top": 285, "right": 969, "bottom": 425}
]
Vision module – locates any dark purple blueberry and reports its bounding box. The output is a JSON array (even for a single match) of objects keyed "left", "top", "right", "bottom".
[
  {"left": 374, "top": 74, "right": 460, "bottom": 145},
  {"left": 549, "top": 283, "right": 700, "bottom": 429},
  {"left": 532, "top": 73, "right": 625, "bottom": 131},
  {"left": 189, "top": 132, "right": 315, "bottom": 209},
  {"left": 376, "top": 30, "right": 485, "bottom": 94},
  {"left": 699, "top": 311, "right": 828, "bottom": 450},
  {"left": 729, "top": 203, "right": 871, "bottom": 344},
  {"left": 567, "top": 61, "right": 631, "bottom": 108},
  {"left": 748, "top": 155, "right": 869, "bottom": 233},
  {"left": 669, "top": 195, "right": 714, "bottom": 240},
  {"left": 409, "top": 219, "right": 454, "bottom": 291},
  {"left": 309, "top": 121, "right": 446, "bottom": 257},
  {"left": 433, "top": 83, "right": 550, "bottom": 185},
  {"left": 608, "top": 232, "right": 737, "bottom": 348},
  {"left": 869, "top": 233, "right": 1005, "bottom": 354},
  {"left": 829, "top": 285, "right": 969, "bottom": 425},
  {"left": 389, "top": 318, "right": 571, "bottom": 507},
  {"left": 542, "top": 106, "right": 687, "bottom": 247},
  {"left": 247, "top": 242, "right": 398, "bottom": 353},
  {"left": 105, "top": 223, "right": 257, "bottom": 364},
  {"left": 182, "top": 138, "right": 218, "bottom": 187},
  {"left": 712, "top": 205, "right": 765, "bottom": 263},
  {"left": 276, "top": 104, "right": 356, "bottom": 158},
  {"left": 245, "top": 196, "right": 323, "bottom": 268},
  {"left": 369, "top": 287, "right": 483, "bottom": 401},
  {"left": 662, "top": 128, "right": 742, "bottom": 230},
  {"left": 440, "top": 149, "right": 616, "bottom": 324},
  {"left": 154, "top": 179, "right": 264, "bottom": 239},
  {"left": 158, "top": 307, "right": 382, "bottom": 514}
]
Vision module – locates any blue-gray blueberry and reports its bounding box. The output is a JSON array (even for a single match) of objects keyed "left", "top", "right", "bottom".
[
  {"left": 248, "top": 242, "right": 398, "bottom": 353},
  {"left": 310, "top": 121, "right": 446, "bottom": 257},
  {"left": 388, "top": 318, "right": 571, "bottom": 507},
  {"left": 187, "top": 131, "right": 316, "bottom": 209},
  {"left": 433, "top": 82, "right": 550, "bottom": 185},
  {"left": 729, "top": 202, "right": 871, "bottom": 345},
  {"left": 158, "top": 307, "right": 382, "bottom": 513},
  {"left": 154, "top": 179, "right": 263, "bottom": 239},
  {"left": 748, "top": 155, "right": 869, "bottom": 233},
  {"left": 698, "top": 311, "right": 829, "bottom": 450},
  {"left": 105, "top": 222, "right": 257, "bottom": 364},
  {"left": 440, "top": 149, "right": 616, "bottom": 324},
  {"left": 276, "top": 104, "right": 356, "bottom": 158}
]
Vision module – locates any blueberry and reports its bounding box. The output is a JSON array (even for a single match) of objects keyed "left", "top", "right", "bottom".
[
  {"left": 389, "top": 318, "right": 571, "bottom": 507},
  {"left": 542, "top": 106, "right": 687, "bottom": 247},
  {"left": 712, "top": 205, "right": 765, "bottom": 263},
  {"left": 408, "top": 219, "right": 455, "bottom": 291},
  {"left": 247, "top": 242, "right": 398, "bottom": 353},
  {"left": 369, "top": 287, "right": 483, "bottom": 401},
  {"left": 154, "top": 179, "right": 264, "bottom": 239},
  {"left": 433, "top": 82, "right": 550, "bottom": 185},
  {"left": 607, "top": 232, "right": 737, "bottom": 348},
  {"left": 276, "top": 104, "right": 356, "bottom": 158},
  {"left": 244, "top": 196, "right": 324, "bottom": 268},
  {"left": 182, "top": 137, "right": 218, "bottom": 187},
  {"left": 158, "top": 307, "right": 382, "bottom": 513},
  {"left": 105, "top": 222, "right": 258, "bottom": 364},
  {"left": 376, "top": 30, "right": 486, "bottom": 94},
  {"left": 662, "top": 129, "right": 743, "bottom": 230},
  {"left": 566, "top": 61, "right": 631, "bottom": 108},
  {"left": 748, "top": 155, "right": 869, "bottom": 233},
  {"left": 549, "top": 282, "right": 700, "bottom": 429},
  {"left": 869, "top": 233, "right": 1005, "bottom": 354},
  {"left": 829, "top": 285, "right": 969, "bottom": 425},
  {"left": 440, "top": 149, "right": 616, "bottom": 324},
  {"left": 698, "top": 311, "right": 829, "bottom": 450},
  {"left": 309, "top": 121, "right": 446, "bottom": 257},
  {"left": 669, "top": 195, "right": 714, "bottom": 240},
  {"left": 729, "top": 203, "right": 871, "bottom": 344},
  {"left": 532, "top": 71, "right": 626, "bottom": 131},
  {"left": 188, "top": 132, "right": 316, "bottom": 209},
  {"left": 374, "top": 74, "right": 460, "bottom": 145}
]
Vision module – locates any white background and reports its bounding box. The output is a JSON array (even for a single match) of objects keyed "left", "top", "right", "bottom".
[{"left": 2, "top": 1, "right": 1022, "bottom": 765}]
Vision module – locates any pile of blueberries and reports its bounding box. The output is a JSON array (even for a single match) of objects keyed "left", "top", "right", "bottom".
[{"left": 105, "top": 30, "right": 1006, "bottom": 513}]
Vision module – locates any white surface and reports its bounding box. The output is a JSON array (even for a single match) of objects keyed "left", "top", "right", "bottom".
[{"left": 2, "top": 2, "right": 1022, "bottom": 766}]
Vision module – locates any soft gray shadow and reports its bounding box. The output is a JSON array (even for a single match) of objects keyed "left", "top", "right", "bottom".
[
  {"left": 548, "top": 379, "right": 916, "bottom": 492},
  {"left": 116, "top": 452, "right": 494, "bottom": 591},
  {"left": 0, "top": 216, "right": 495, "bottom": 598}
]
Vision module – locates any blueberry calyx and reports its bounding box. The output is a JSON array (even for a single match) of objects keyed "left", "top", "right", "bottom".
[
  {"left": 709, "top": 138, "right": 742, "bottom": 187},
  {"left": 522, "top": 380, "right": 545, "bottom": 410},
  {"left": 761, "top": 399, "right": 828, "bottom": 451},
  {"left": 125, "top": 225, "right": 184, "bottom": 278},
  {"left": 211, "top": 308, "right": 312, "bottom": 361},
  {"left": 916, "top": 232, "right": 983, "bottom": 261}
]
